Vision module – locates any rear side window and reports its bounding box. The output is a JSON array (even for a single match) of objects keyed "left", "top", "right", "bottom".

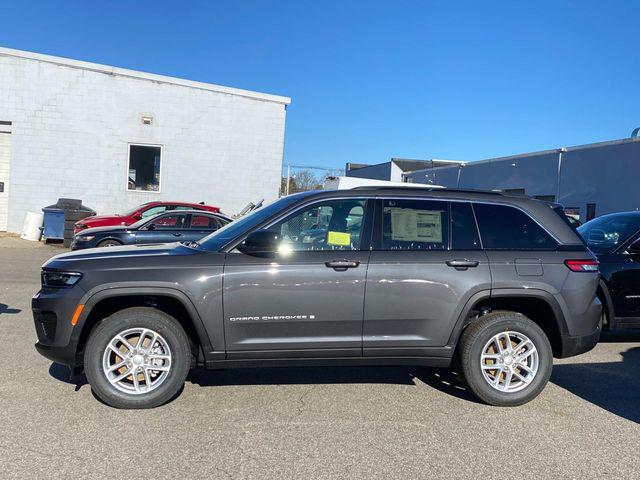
[
  {"left": 381, "top": 199, "right": 448, "bottom": 250},
  {"left": 473, "top": 203, "right": 557, "bottom": 250},
  {"left": 451, "top": 202, "right": 481, "bottom": 250},
  {"left": 189, "top": 215, "right": 221, "bottom": 229}
]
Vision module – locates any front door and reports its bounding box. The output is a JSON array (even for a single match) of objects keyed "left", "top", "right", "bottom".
[
  {"left": 0, "top": 123, "right": 11, "bottom": 231},
  {"left": 135, "top": 212, "right": 189, "bottom": 244},
  {"left": 363, "top": 199, "right": 491, "bottom": 354},
  {"left": 223, "top": 198, "right": 372, "bottom": 357},
  {"left": 607, "top": 237, "right": 640, "bottom": 319}
]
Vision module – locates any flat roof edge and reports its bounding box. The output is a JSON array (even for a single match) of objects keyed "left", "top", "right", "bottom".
[{"left": 0, "top": 46, "right": 291, "bottom": 105}]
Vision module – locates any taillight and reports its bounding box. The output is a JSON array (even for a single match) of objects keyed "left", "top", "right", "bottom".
[{"left": 564, "top": 259, "right": 599, "bottom": 272}]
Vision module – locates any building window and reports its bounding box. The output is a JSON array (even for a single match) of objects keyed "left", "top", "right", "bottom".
[{"left": 127, "top": 144, "right": 161, "bottom": 192}]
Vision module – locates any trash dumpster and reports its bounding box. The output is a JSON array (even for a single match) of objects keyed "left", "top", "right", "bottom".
[
  {"left": 42, "top": 207, "right": 65, "bottom": 241},
  {"left": 42, "top": 198, "right": 96, "bottom": 246}
]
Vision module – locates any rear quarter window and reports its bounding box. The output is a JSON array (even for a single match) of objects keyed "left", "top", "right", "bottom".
[{"left": 473, "top": 203, "right": 557, "bottom": 250}]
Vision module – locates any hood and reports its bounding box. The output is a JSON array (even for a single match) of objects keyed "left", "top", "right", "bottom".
[
  {"left": 77, "top": 214, "right": 130, "bottom": 225},
  {"left": 43, "top": 242, "right": 198, "bottom": 269}
]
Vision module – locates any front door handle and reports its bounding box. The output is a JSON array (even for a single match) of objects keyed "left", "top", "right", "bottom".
[
  {"left": 173, "top": 232, "right": 183, "bottom": 237},
  {"left": 446, "top": 259, "right": 479, "bottom": 270},
  {"left": 325, "top": 260, "right": 360, "bottom": 271}
]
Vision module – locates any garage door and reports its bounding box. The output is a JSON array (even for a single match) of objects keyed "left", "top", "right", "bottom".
[{"left": 0, "top": 122, "right": 11, "bottom": 232}]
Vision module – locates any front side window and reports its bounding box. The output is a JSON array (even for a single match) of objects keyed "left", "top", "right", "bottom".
[
  {"left": 381, "top": 199, "right": 448, "bottom": 250},
  {"left": 148, "top": 214, "right": 186, "bottom": 230},
  {"left": 473, "top": 203, "right": 557, "bottom": 250},
  {"left": 273, "top": 199, "right": 367, "bottom": 252},
  {"left": 128, "top": 144, "right": 161, "bottom": 192}
]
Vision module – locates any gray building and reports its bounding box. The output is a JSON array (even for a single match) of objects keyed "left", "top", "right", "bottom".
[
  {"left": 0, "top": 47, "right": 290, "bottom": 233},
  {"left": 400, "top": 135, "right": 640, "bottom": 221},
  {"left": 346, "top": 158, "right": 463, "bottom": 183}
]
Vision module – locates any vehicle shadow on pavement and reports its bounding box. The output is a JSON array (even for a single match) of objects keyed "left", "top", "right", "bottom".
[
  {"left": 551, "top": 346, "right": 640, "bottom": 424},
  {"left": 49, "top": 362, "right": 87, "bottom": 391},
  {"left": 187, "top": 365, "right": 482, "bottom": 403},
  {"left": 0, "top": 303, "right": 21, "bottom": 314}
]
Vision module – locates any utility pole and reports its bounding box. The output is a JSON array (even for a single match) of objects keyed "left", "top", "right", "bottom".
[{"left": 285, "top": 163, "right": 291, "bottom": 196}]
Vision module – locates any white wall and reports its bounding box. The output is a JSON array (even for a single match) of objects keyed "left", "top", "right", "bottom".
[{"left": 0, "top": 52, "right": 288, "bottom": 232}]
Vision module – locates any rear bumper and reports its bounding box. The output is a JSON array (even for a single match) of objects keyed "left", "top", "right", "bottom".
[
  {"left": 557, "top": 326, "right": 601, "bottom": 358},
  {"left": 557, "top": 296, "right": 602, "bottom": 358}
]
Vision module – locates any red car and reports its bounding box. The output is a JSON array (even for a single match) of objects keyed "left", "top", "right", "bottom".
[{"left": 74, "top": 201, "right": 221, "bottom": 234}]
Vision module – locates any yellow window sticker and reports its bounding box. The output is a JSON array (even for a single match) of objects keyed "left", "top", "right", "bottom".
[{"left": 327, "top": 231, "right": 351, "bottom": 246}]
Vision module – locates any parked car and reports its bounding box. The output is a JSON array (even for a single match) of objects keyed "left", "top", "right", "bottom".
[
  {"left": 577, "top": 211, "right": 640, "bottom": 329},
  {"left": 33, "top": 187, "right": 601, "bottom": 409},
  {"left": 71, "top": 210, "right": 231, "bottom": 250},
  {"left": 73, "top": 201, "right": 221, "bottom": 234}
]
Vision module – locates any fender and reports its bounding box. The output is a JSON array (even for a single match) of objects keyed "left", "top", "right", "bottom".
[
  {"left": 597, "top": 278, "right": 616, "bottom": 328},
  {"left": 446, "top": 287, "right": 569, "bottom": 347},
  {"left": 73, "top": 282, "right": 214, "bottom": 355}
]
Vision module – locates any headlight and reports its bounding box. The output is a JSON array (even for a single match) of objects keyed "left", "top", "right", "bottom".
[
  {"left": 41, "top": 271, "right": 82, "bottom": 288},
  {"left": 75, "top": 235, "right": 95, "bottom": 242}
]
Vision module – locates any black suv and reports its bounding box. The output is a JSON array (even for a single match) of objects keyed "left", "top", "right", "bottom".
[{"left": 33, "top": 188, "right": 601, "bottom": 409}]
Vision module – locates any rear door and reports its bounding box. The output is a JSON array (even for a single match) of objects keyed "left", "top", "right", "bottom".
[
  {"left": 222, "top": 197, "right": 373, "bottom": 356},
  {"left": 363, "top": 198, "right": 491, "bottom": 354}
]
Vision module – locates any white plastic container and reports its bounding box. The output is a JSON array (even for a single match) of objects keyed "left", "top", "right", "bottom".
[{"left": 20, "top": 211, "right": 44, "bottom": 241}]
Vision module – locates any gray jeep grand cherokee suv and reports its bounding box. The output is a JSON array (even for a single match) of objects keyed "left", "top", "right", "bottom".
[{"left": 33, "top": 188, "right": 601, "bottom": 409}]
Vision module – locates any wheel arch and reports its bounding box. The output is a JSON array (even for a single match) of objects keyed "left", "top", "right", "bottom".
[
  {"left": 74, "top": 286, "right": 212, "bottom": 365},
  {"left": 448, "top": 289, "right": 569, "bottom": 358},
  {"left": 596, "top": 278, "right": 615, "bottom": 325}
]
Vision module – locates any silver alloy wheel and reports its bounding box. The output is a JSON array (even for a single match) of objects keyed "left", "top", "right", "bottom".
[
  {"left": 480, "top": 331, "right": 539, "bottom": 393},
  {"left": 102, "top": 328, "right": 172, "bottom": 395},
  {"left": 100, "top": 241, "right": 119, "bottom": 247}
]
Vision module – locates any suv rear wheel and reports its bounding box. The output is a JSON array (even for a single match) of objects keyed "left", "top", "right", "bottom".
[
  {"left": 84, "top": 307, "right": 191, "bottom": 409},
  {"left": 458, "top": 310, "right": 553, "bottom": 406}
]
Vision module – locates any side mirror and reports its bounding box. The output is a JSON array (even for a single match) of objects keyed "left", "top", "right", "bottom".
[
  {"left": 146, "top": 223, "right": 156, "bottom": 231},
  {"left": 132, "top": 212, "right": 143, "bottom": 220},
  {"left": 238, "top": 229, "right": 281, "bottom": 255}
]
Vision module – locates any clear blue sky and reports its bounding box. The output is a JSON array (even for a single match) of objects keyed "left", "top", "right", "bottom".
[{"left": 2, "top": 1, "right": 638, "bottom": 169}]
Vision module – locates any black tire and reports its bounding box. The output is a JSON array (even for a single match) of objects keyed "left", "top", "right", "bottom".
[
  {"left": 97, "top": 239, "right": 122, "bottom": 248},
  {"left": 84, "top": 307, "right": 191, "bottom": 409},
  {"left": 458, "top": 311, "right": 553, "bottom": 407}
]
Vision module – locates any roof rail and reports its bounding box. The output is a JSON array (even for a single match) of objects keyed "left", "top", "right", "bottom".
[{"left": 350, "top": 186, "right": 505, "bottom": 195}]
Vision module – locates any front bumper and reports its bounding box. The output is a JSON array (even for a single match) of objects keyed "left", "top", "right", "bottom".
[{"left": 32, "top": 285, "right": 86, "bottom": 368}]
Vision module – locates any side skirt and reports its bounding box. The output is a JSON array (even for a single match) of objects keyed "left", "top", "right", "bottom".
[{"left": 205, "top": 356, "right": 452, "bottom": 370}]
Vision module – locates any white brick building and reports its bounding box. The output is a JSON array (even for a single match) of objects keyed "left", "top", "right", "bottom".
[{"left": 0, "top": 47, "right": 290, "bottom": 232}]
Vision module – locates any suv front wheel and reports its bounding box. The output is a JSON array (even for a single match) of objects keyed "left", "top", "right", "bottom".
[
  {"left": 458, "top": 311, "right": 553, "bottom": 406},
  {"left": 84, "top": 307, "right": 192, "bottom": 409}
]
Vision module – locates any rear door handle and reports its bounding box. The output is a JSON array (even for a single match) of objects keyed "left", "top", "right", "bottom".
[
  {"left": 325, "top": 260, "right": 360, "bottom": 271},
  {"left": 446, "top": 259, "right": 479, "bottom": 270},
  {"left": 173, "top": 232, "right": 183, "bottom": 237}
]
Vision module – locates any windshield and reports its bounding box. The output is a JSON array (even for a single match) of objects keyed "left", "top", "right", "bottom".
[
  {"left": 196, "top": 194, "right": 310, "bottom": 251},
  {"left": 120, "top": 203, "right": 150, "bottom": 217},
  {"left": 577, "top": 213, "right": 640, "bottom": 253}
]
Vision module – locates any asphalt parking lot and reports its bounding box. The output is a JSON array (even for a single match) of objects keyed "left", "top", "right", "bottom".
[{"left": 1, "top": 235, "right": 639, "bottom": 479}]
